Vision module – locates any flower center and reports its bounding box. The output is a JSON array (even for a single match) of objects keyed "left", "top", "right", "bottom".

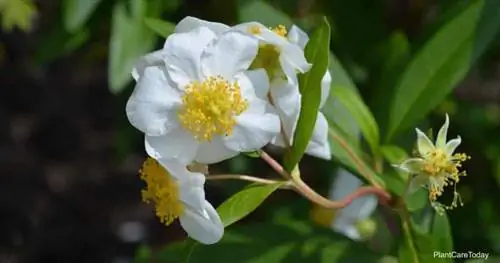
[
  {"left": 139, "top": 158, "right": 183, "bottom": 226},
  {"left": 271, "top": 25, "right": 288, "bottom": 37},
  {"left": 420, "top": 149, "right": 469, "bottom": 204},
  {"left": 250, "top": 44, "right": 282, "bottom": 79},
  {"left": 178, "top": 76, "right": 248, "bottom": 142}
]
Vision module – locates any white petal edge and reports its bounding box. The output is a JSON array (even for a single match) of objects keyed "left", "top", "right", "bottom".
[
  {"left": 287, "top": 25, "right": 309, "bottom": 49},
  {"left": 126, "top": 66, "right": 182, "bottom": 136},
  {"left": 201, "top": 31, "right": 259, "bottom": 80},
  {"left": 145, "top": 130, "right": 199, "bottom": 165},
  {"left": 175, "top": 16, "right": 230, "bottom": 34},
  {"left": 397, "top": 158, "right": 425, "bottom": 174},
  {"left": 408, "top": 174, "right": 428, "bottom": 195},
  {"left": 415, "top": 128, "right": 435, "bottom": 157},
  {"left": 235, "top": 69, "right": 270, "bottom": 102},
  {"left": 445, "top": 136, "right": 462, "bottom": 156},
  {"left": 132, "top": 49, "right": 168, "bottom": 80},
  {"left": 332, "top": 219, "right": 362, "bottom": 241},
  {"left": 320, "top": 71, "right": 332, "bottom": 109},
  {"left": 305, "top": 113, "right": 331, "bottom": 160},
  {"left": 179, "top": 200, "right": 224, "bottom": 245},
  {"left": 436, "top": 113, "right": 450, "bottom": 148},
  {"left": 163, "top": 27, "right": 216, "bottom": 87},
  {"left": 223, "top": 112, "right": 280, "bottom": 152},
  {"left": 282, "top": 43, "right": 312, "bottom": 74}
]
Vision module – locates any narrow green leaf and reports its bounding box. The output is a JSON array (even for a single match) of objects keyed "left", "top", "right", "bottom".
[
  {"left": 108, "top": 0, "right": 160, "bottom": 93},
  {"left": 327, "top": 126, "right": 386, "bottom": 189},
  {"left": 217, "top": 183, "right": 283, "bottom": 227},
  {"left": 430, "top": 213, "right": 453, "bottom": 252},
  {"left": 399, "top": 218, "right": 438, "bottom": 263},
  {"left": 63, "top": 0, "right": 102, "bottom": 32},
  {"left": 34, "top": 27, "right": 90, "bottom": 64},
  {"left": 331, "top": 86, "right": 379, "bottom": 154},
  {"left": 285, "top": 17, "right": 331, "bottom": 171},
  {"left": 144, "top": 18, "right": 175, "bottom": 37},
  {"left": 387, "top": 0, "right": 500, "bottom": 141}
]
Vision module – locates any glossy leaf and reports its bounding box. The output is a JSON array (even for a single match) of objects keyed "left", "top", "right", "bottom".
[
  {"left": 63, "top": 0, "right": 102, "bottom": 32},
  {"left": 430, "top": 213, "right": 454, "bottom": 253},
  {"left": 387, "top": 0, "right": 500, "bottom": 141},
  {"left": 217, "top": 183, "right": 283, "bottom": 227},
  {"left": 331, "top": 86, "right": 380, "bottom": 154},
  {"left": 285, "top": 17, "right": 331, "bottom": 171}
]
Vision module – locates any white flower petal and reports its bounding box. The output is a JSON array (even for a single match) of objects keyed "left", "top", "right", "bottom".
[
  {"left": 332, "top": 219, "right": 361, "bottom": 241},
  {"left": 415, "top": 128, "right": 435, "bottom": 157},
  {"left": 235, "top": 69, "right": 270, "bottom": 101},
  {"left": 287, "top": 25, "right": 309, "bottom": 49},
  {"left": 279, "top": 55, "right": 299, "bottom": 84},
  {"left": 305, "top": 112, "right": 331, "bottom": 160},
  {"left": 126, "top": 67, "right": 182, "bottom": 136},
  {"left": 408, "top": 174, "right": 428, "bottom": 195},
  {"left": 179, "top": 200, "right": 224, "bottom": 244},
  {"left": 282, "top": 44, "right": 312, "bottom": 74},
  {"left": 233, "top": 22, "right": 288, "bottom": 46},
  {"left": 436, "top": 114, "right": 449, "bottom": 148},
  {"left": 223, "top": 112, "right": 280, "bottom": 152},
  {"left": 201, "top": 31, "right": 259, "bottom": 80},
  {"left": 270, "top": 78, "right": 301, "bottom": 119},
  {"left": 132, "top": 50, "right": 168, "bottom": 80},
  {"left": 194, "top": 137, "right": 239, "bottom": 164},
  {"left": 329, "top": 168, "right": 363, "bottom": 201},
  {"left": 175, "top": 16, "right": 230, "bottom": 34},
  {"left": 145, "top": 130, "right": 198, "bottom": 165},
  {"left": 320, "top": 71, "right": 332, "bottom": 109},
  {"left": 397, "top": 158, "right": 425, "bottom": 174},
  {"left": 163, "top": 27, "right": 216, "bottom": 86},
  {"left": 445, "top": 136, "right": 461, "bottom": 156}
]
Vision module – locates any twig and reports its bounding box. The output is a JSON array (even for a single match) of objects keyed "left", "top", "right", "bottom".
[
  {"left": 207, "top": 174, "right": 293, "bottom": 189},
  {"left": 260, "top": 151, "right": 290, "bottom": 179}
]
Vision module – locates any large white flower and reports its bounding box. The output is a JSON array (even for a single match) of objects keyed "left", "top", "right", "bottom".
[
  {"left": 311, "top": 169, "right": 378, "bottom": 241},
  {"left": 269, "top": 25, "right": 332, "bottom": 160},
  {"left": 126, "top": 26, "right": 280, "bottom": 165},
  {"left": 139, "top": 157, "right": 223, "bottom": 244}
]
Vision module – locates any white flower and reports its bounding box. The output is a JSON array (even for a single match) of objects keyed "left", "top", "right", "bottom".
[
  {"left": 139, "top": 157, "right": 223, "bottom": 244},
  {"left": 269, "top": 25, "right": 332, "bottom": 159},
  {"left": 126, "top": 26, "right": 281, "bottom": 165},
  {"left": 395, "top": 114, "right": 469, "bottom": 212},
  {"left": 311, "top": 169, "right": 378, "bottom": 241},
  {"left": 175, "top": 16, "right": 311, "bottom": 83}
]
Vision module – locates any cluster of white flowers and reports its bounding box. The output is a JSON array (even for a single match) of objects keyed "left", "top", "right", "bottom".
[{"left": 125, "top": 16, "right": 332, "bottom": 244}]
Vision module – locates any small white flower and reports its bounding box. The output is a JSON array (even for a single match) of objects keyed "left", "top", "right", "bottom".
[
  {"left": 310, "top": 169, "right": 377, "bottom": 241},
  {"left": 395, "top": 114, "right": 470, "bottom": 213},
  {"left": 269, "top": 25, "right": 332, "bottom": 160},
  {"left": 126, "top": 26, "right": 281, "bottom": 165},
  {"left": 139, "top": 157, "right": 223, "bottom": 244}
]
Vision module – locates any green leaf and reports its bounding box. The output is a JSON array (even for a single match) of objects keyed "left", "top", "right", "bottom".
[
  {"left": 63, "top": 0, "right": 102, "bottom": 32},
  {"left": 144, "top": 17, "right": 175, "bottom": 37},
  {"left": 217, "top": 183, "right": 283, "bottom": 227},
  {"left": 406, "top": 188, "right": 428, "bottom": 212},
  {"left": 108, "top": 0, "right": 161, "bottom": 94},
  {"left": 327, "top": 126, "right": 386, "bottom": 189},
  {"left": 430, "top": 213, "right": 453, "bottom": 252},
  {"left": 379, "top": 145, "right": 409, "bottom": 196},
  {"left": 238, "top": 0, "right": 293, "bottom": 26},
  {"left": 285, "top": 17, "right": 331, "bottom": 171},
  {"left": 34, "top": 27, "right": 90, "bottom": 64},
  {"left": 133, "top": 244, "right": 152, "bottom": 263},
  {"left": 387, "top": 0, "right": 500, "bottom": 141},
  {"left": 157, "top": 221, "right": 381, "bottom": 263},
  {"left": 398, "top": 218, "right": 439, "bottom": 263},
  {"left": 331, "top": 86, "right": 379, "bottom": 154}
]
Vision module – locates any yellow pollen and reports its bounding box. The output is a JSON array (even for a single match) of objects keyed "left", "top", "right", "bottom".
[
  {"left": 139, "top": 158, "right": 183, "bottom": 226},
  {"left": 178, "top": 76, "right": 248, "bottom": 141},
  {"left": 248, "top": 25, "right": 262, "bottom": 35},
  {"left": 271, "top": 25, "right": 288, "bottom": 37}
]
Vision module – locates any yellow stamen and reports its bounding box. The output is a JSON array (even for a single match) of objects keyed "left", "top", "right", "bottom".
[
  {"left": 271, "top": 25, "right": 288, "bottom": 37},
  {"left": 178, "top": 76, "right": 248, "bottom": 142},
  {"left": 139, "top": 158, "right": 183, "bottom": 226},
  {"left": 248, "top": 25, "right": 262, "bottom": 35}
]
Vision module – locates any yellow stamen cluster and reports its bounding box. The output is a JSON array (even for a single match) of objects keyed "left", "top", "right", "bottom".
[
  {"left": 271, "top": 25, "right": 288, "bottom": 37},
  {"left": 419, "top": 149, "right": 470, "bottom": 212},
  {"left": 178, "top": 76, "right": 248, "bottom": 141},
  {"left": 139, "top": 158, "right": 183, "bottom": 226}
]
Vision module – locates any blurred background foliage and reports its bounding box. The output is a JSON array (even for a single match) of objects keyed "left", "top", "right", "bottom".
[{"left": 1, "top": 0, "right": 500, "bottom": 262}]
